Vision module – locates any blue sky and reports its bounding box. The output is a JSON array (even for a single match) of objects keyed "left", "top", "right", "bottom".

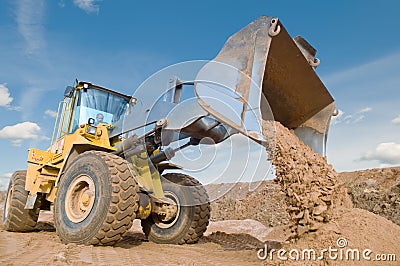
[{"left": 0, "top": 0, "right": 399, "bottom": 189}]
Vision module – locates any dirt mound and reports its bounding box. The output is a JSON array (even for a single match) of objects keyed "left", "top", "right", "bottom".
[
  {"left": 257, "top": 121, "right": 400, "bottom": 265},
  {"left": 207, "top": 181, "right": 290, "bottom": 227},
  {"left": 207, "top": 120, "right": 400, "bottom": 264},
  {"left": 269, "top": 208, "right": 400, "bottom": 265},
  {"left": 339, "top": 167, "right": 400, "bottom": 226},
  {"left": 0, "top": 191, "right": 5, "bottom": 206},
  {"left": 207, "top": 166, "right": 400, "bottom": 233},
  {"left": 263, "top": 121, "right": 352, "bottom": 239}
]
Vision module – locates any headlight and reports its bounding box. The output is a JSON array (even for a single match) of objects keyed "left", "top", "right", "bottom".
[{"left": 87, "top": 125, "right": 97, "bottom": 135}]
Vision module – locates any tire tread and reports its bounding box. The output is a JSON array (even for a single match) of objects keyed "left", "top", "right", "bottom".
[
  {"left": 3, "top": 170, "right": 41, "bottom": 232},
  {"left": 142, "top": 173, "right": 210, "bottom": 244},
  {"left": 55, "top": 151, "right": 139, "bottom": 246},
  {"left": 84, "top": 151, "right": 139, "bottom": 246}
]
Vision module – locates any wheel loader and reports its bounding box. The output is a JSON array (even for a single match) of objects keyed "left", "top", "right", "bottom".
[{"left": 2, "top": 16, "right": 335, "bottom": 246}]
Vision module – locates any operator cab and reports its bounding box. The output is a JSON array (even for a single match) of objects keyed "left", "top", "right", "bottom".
[
  {"left": 51, "top": 81, "right": 132, "bottom": 155},
  {"left": 67, "top": 82, "right": 131, "bottom": 133}
]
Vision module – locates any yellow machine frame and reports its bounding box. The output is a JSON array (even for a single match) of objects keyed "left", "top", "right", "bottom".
[{"left": 25, "top": 82, "right": 165, "bottom": 205}]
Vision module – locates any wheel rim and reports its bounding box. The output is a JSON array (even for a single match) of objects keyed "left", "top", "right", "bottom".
[
  {"left": 153, "top": 191, "right": 180, "bottom": 229},
  {"left": 4, "top": 184, "right": 13, "bottom": 220},
  {"left": 65, "top": 174, "right": 96, "bottom": 223}
]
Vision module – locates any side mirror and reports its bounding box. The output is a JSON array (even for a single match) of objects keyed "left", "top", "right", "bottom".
[
  {"left": 88, "top": 118, "right": 95, "bottom": 125},
  {"left": 64, "top": 86, "right": 74, "bottom": 98}
]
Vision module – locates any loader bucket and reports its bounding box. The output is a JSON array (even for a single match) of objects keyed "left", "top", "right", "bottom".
[{"left": 195, "top": 16, "right": 335, "bottom": 155}]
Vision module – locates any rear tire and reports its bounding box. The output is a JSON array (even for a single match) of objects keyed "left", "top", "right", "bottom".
[
  {"left": 2, "top": 170, "right": 41, "bottom": 232},
  {"left": 141, "top": 173, "right": 210, "bottom": 244},
  {"left": 54, "top": 151, "right": 139, "bottom": 245}
]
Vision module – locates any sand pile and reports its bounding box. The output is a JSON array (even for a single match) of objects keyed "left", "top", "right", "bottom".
[
  {"left": 209, "top": 121, "right": 353, "bottom": 237},
  {"left": 207, "top": 181, "right": 289, "bottom": 227},
  {"left": 259, "top": 122, "right": 400, "bottom": 265},
  {"left": 263, "top": 121, "right": 352, "bottom": 239},
  {"left": 274, "top": 208, "right": 400, "bottom": 265},
  {"left": 0, "top": 191, "right": 5, "bottom": 205},
  {"left": 340, "top": 167, "right": 400, "bottom": 226}
]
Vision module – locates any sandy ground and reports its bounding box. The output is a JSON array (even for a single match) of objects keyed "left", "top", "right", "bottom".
[
  {"left": 0, "top": 211, "right": 265, "bottom": 265},
  {"left": 1, "top": 193, "right": 399, "bottom": 265}
]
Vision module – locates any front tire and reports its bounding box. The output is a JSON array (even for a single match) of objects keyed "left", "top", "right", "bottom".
[
  {"left": 141, "top": 173, "right": 210, "bottom": 244},
  {"left": 2, "top": 170, "right": 41, "bottom": 232},
  {"left": 54, "top": 151, "right": 139, "bottom": 245}
]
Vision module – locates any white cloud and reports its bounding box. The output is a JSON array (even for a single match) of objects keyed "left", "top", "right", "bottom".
[
  {"left": 331, "top": 109, "right": 344, "bottom": 125},
  {"left": 392, "top": 115, "right": 400, "bottom": 125},
  {"left": 324, "top": 52, "right": 400, "bottom": 171},
  {"left": 359, "top": 107, "right": 372, "bottom": 113},
  {"left": 0, "top": 84, "right": 13, "bottom": 107},
  {"left": 16, "top": 0, "right": 46, "bottom": 55},
  {"left": 0, "top": 122, "right": 46, "bottom": 146},
  {"left": 73, "top": 0, "right": 101, "bottom": 14},
  {"left": 360, "top": 142, "right": 400, "bottom": 165},
  {"left": 0, "top": 84, "right": 21, "bottom": 111},
  {"left": 324, "top": 53, "right": 400, "bottom": 89},
  {"left": 45, "top": 109, "right": 58, "bottom": 118},
  {"left": 0, "top": 173, "right": 12, "bottom": 190},
  {"left": 2, "top": 173, "right": 12, "bottom": 179},
  {"left": 331, "top": 107, "right": 372, "bottom": 125}
]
